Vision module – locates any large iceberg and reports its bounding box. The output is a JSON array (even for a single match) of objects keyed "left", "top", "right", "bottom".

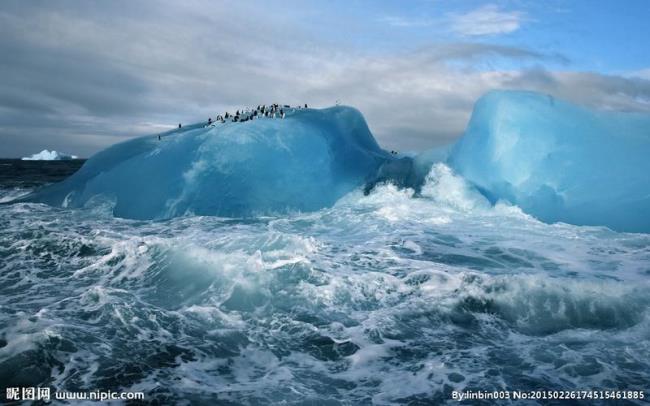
[
  {"left": 448, "top": 90, "right": 650, "bottom": 233},
  {"left": 16, "top": 93, "right": 650, "bottom": 232},
  {"left": 23, "top": 107, "right": 391, "bottom": 219},
  {"left": 22, "top": 149, "right": 78, "bottom": 160}
]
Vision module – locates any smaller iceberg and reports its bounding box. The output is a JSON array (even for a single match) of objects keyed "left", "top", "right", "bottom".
[
  {"left": 448, "top": 90, "right": 650, "bottom": 233},
  {"left": 22, "top": 149, "right": 78, "bottom": 161}
]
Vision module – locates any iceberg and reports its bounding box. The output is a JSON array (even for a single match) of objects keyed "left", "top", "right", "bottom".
[
  {"left": 22, "top": 107, "right": 391, "bottom": 219},
  {"left": 15, "top": 93, "right": 650, "bottom": 232},
  {"left": 22, "top": 149, "right": 78, "bottom": 160},
  {"left": 448, "top": 90, "right": 650, "bottom": 233}
]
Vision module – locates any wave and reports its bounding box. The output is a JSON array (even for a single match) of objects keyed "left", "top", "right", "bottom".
[{"left": 1, "top": 158, "right": 649, "bottom": 403}]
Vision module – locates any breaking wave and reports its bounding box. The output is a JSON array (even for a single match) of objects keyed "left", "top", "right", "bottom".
[{"left": 2, "top": 163, "right": 649, "bottom": 404}]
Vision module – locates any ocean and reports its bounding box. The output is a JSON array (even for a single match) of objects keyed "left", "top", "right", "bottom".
[{"left": 1, "top": 159, "right": 648, "bottom": 404}]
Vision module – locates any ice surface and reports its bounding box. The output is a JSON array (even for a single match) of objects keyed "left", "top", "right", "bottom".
[
  {"left": 18, "top": 93, "right": 650, "bottom": 231},
  {"left": 448, "top": 90, "right": 650, "bottom": 233},
  {"left": 22, "top": 149, "right": 78, "bottom": 160},
  {"left": 24, "top": 107, "right": 391, "bottom": 219}
]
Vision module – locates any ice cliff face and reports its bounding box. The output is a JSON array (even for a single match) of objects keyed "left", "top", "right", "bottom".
[
  {"left": 448, "top": 90, "right": 650, "bottom": 233},
  {"left": 24, "top": 107, "right": 391, "bottom": 219}
]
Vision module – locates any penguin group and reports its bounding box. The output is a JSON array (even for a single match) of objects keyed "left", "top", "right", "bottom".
[
  {"left": 160, "top": 104, "right": 310, "bottom": 140},
  {"left": 207, "top": 103, "right": 310, "bottom": 126}
]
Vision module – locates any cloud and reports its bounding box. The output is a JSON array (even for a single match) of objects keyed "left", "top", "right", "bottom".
[
  {"left": 450, "top": 5, "right": 525, "bottom": 36},
  {"left": 628, "top": 68, "right": 650, "bottom": 81},
  {"left": 1, "top": 1, "right": 649, "bottom": 158},
  {"left": 377, "top": 16, "right": 433, "bottom": 28},
  {"left": 528, "top": 70, "right": 650, "bottom": 111},
  {"left": 414, "top": 42, "right": 568, "bottom": 64}
]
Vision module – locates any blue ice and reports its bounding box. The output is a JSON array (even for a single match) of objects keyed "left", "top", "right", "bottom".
[
  {"left": 25, "top": 107, "right": 391, "bottom": 219},
  {"left": 448, "top": 90, "right": 650, "bottom": 233},
  {"left": 20, "top": 92, "right": 650, "bottom": 232}
]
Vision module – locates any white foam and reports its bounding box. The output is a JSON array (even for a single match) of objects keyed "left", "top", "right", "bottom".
[{"left": 1, "top": 165, "right": 649, "bottom": 403}]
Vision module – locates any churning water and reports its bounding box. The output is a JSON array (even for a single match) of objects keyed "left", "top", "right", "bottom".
[{"left": 1, "top": 160, "right": 649, "bottom": 404}]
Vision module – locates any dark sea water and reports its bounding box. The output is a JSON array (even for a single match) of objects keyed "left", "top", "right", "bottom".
[
  {"left": 1, "top": 160, "right": 649, "bottom": 404},
  {"left": 0, "top": 159, "right": 85, "bottom": 190}
]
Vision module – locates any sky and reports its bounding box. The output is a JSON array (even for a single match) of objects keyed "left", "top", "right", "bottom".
[{"left": 1, "top": 0, "right": 650, "bottom": 158}]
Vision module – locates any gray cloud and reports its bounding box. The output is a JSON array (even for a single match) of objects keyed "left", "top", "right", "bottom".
[{"left": 1, "top": 0, "right": 649, "bottom": 158}]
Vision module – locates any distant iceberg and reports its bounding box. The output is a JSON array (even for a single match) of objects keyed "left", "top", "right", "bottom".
[
  {"left": 22, "top": 149, "right": 78, "bottom": 161},
  {"left": 448, "top": 90, "right": 650, "bottom": 233}
]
